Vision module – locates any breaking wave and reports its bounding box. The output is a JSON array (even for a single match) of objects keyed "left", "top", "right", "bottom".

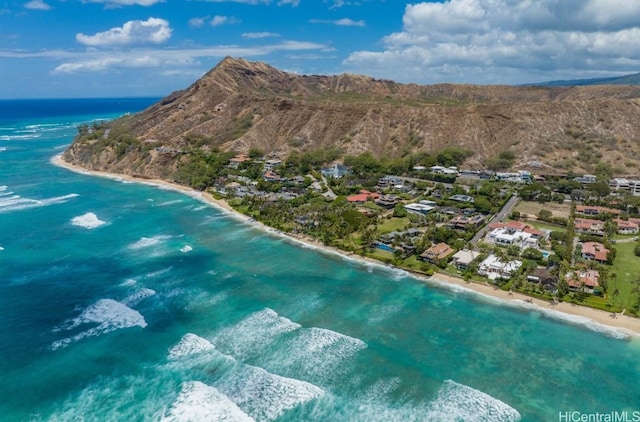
[
  {"left": 51, "top": 298, "right": 147, "bottom": 350},
  {"left": 70, "top": 212, "right": 106, "bottom": 229}
]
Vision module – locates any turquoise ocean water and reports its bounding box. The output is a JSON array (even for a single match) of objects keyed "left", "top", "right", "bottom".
[{"left": 0, "top": 99, "right": 638, "bottom": 421}]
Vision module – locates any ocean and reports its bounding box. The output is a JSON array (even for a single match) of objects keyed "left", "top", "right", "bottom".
[{"left": 0, "top": 98, "right": 638, "bottom": 422}]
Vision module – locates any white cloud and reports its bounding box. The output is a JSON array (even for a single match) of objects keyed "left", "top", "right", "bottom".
[
  {"left": 189, "top": 17, "right": 207, "bottom": 28},
  {"left": 242, "top": 32, "right": 280, "bottom": 39},
  {"left": 344, "top": 0, "right": 640, "bottom": 85},
  {"left": 24, "top": 0, "right": 51, "bottom": 10},
  {"left": 43, "top": 40, "right": 328, "bottom": 74},
  {"left": 310, "top": 18, "right": 365, "bottom": 27},
  {"left": 210, "top": 15, "right": 240, "bottom": 27},
  {"left": 76, "top": 18, "right": 172, "bottom": 46},
  {"left": 84, "top": 0, "right": 164, "bottom": 6}
]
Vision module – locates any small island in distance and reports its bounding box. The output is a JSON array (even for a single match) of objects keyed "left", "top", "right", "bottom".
[{"left": 61, "top": 56, "right": 640, "bottom": 333}]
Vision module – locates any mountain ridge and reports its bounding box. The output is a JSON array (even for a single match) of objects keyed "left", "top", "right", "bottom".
[{"left": 64, "top": 57, "right": 640, "bottom": 178}]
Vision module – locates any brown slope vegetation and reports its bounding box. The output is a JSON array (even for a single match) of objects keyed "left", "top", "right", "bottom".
[{"left": 65, "top": 56, "right": 640, "bottom": 177}]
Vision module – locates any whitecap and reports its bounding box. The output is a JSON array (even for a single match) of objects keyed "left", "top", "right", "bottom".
[
  {"left": 0, "top": 246, "right": 4, "bottom": 251},
  {"left": 70, "top": 212, "right": 106, "bottom": 229},
  {"left": 217, "top": 361, "right": 324, "bottom": 421},
  {"left": 0, "top": 147, "right": 6, "bottom": 152},
  {"left": 0, "top": 134, "right": 40, "bottom": 141},
  {"left": 127, "top": 235, "right": 173, "bottom": 250},
  {"left": 162, "top": 381, "right": 254, "bottom": 422},
  {"left": 156, "top": 199, "right": 183, "bottom": 207},
  {"left": 122, "top": 288, "right": 156, "bottom": 306},
  {"left": 424, "top": 380, "right": 521, "bottom": 422},
  {"left": 168, "top": 333, "right": 215, "bottom": 360},
  {"left": 213, "top": 308, "right": 301, "bottom": 360},
  {"left": 51, "top": 298, "right": 147, "bottom": 350},
  {"left": 0, "top": 193, "right": 79, "bottom": 213},
  {"left": 180, "top": 245, "right": 192, "bottom": 253}
]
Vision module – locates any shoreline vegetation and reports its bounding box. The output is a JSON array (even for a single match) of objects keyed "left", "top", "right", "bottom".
[{"left": 51, "top": 154, "right": 640, "bottom": 338}]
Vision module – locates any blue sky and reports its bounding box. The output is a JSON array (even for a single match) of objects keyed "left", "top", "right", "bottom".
[{"left": 2, "top": 0, "right": 640, "bottom": 98}]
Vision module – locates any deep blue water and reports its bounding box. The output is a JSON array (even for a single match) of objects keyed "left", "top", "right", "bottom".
[{"left": 1, "top": 99, "right": 639, "bottom": 422}]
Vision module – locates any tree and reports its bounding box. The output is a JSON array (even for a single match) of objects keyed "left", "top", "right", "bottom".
[
  {"left": 537, "top": 209, "right": 553, "bottom": 222},
  {"left": 589, "top": 181, "right": 610, "bottom": 199},
  {"left": 522, "top": 247, "right": 544, "bottom": 261}
]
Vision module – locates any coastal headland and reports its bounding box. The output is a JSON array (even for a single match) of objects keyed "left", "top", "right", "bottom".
[{"left": 51, "top": 153, "right": 640, "bottom": 338}]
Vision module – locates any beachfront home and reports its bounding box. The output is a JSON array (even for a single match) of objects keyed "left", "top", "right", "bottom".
[
  {"left": 580, "top": 242, "right": 610, "bottom": 264},
  {"left": 566, "top": 269, "right": 600, "bottom": 294},
  {"left": 419, "top": 242, "right": 455, "bottom": 264},
  {"left": 477, "top": 254, "right": 522, "bottom": 281},
  {"left": 451, "top": 249, "right": 481, "bottom": 270},
  {"left": 526, "top": 267, "right": 557, "bottom": 291}
]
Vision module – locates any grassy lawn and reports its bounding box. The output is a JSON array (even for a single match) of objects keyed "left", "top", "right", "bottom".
[
  {"left": 515, "top": 200, "right": 572, "bottom": 219},
  {"left": 523, "top": 219, "right": 567, "bottom": 232},
  {"left": 377, "top": 217, "right": 411, "bottom": 234},
  {"left": 609, "top": 241, "right": 640, "bottom": 309}
]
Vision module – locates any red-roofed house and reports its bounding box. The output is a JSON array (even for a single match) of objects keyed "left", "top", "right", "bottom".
[
  {"left": 581, "top": 242, "right": 609, "bottom": 263},
  {"left": 263, "top": 170, "right": 281, "bottom": 181},
  {"left": 567, "top": 269, "right": 600, "bottom": 294},
  {"left": 347, "top": 190, "right": 380, "bottom": 203},
  {"left": 419, "top": 242, "right": 455, "bottom": 263},
  {"left": 574, "top": 218, "right": 605, "bottom": 236},
  {"left": 229, "top": 153, "right": 250, "bottom": 169},
  {"left": 614, "top": 219, "right": 640, "bottom": 235}
]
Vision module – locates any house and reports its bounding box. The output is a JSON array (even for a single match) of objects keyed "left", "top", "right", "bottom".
[
  {"left": 526, "top": 267, "right": 557, "bottom": 291},
  {"left": 375, "top": 194, "right": 401, "bottom": 209},
  {"left": 263, "top": 170, "right": 281, "bottom": 181},
  {"left": 449, "top": 194, "right": 474, "bottom": 203},
  {"left": 614, "top": 219, "right": 639, "bottom": 235},
  {"left": 566, "top": 269, "right": 600, "bottom": 294},
  {"left": 575, "top": 174, "right": 597, "bottom": 184},
  {"left": 321, "top": 163, "right": 350, "bottom": 179},
  {"left": 419, "top": 242, "right": 455, "bottom": 263},
  {"left": 477, "top": 254, "right": 522, "bottom": 280},
  {"left": 413, "top": 165, "right": 427, "bottom": 171},
  {"left": 575, "top": 205, "right": 621, "bottom": 216},
  {"left": 403, "top": 203, "right": 436, "bottom": 215},
  {"left": 264, "top": 159, "right": 282, "bottom": 171},
  {"left": 451, "top": 249, "right": 481, "bottom": 270},
  {"left": 228, "top": 153, "right": 250, "bottom": 169},
  {"left": 580, "top": 242, "right": 610, "bottom": 263},
  {"left": 574, "top": 218, "right": 605, "bottom": 236},
  {"left": 446, "top": 214, "right": 486, "bottom": 230},
  {"left": 347, "top": 190, "right": 380, "bottom": 203},
  {"left": 378, "top": 175, "right": 402, "bottom": 189}
]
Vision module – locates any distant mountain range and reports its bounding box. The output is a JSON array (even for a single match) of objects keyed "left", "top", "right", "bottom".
[
  {"left": 64, "top": 57, "right": 640, "bottom": 179},
  {"left": 530, "top": 73, "right": 640, "bottom": 87}
]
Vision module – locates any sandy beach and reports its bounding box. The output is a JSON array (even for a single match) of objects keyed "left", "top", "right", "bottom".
[{"left": 51, "top": 154, "right": 640, "bottom": 338}]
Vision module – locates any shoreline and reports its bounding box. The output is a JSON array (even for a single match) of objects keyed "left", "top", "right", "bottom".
[{"left": 50, "top": 154, "right": 640, "bottom": 338}]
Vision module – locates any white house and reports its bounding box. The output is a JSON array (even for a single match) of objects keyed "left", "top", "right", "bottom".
[{"left": 477, "top": 254, "right": 522, "bottom": 280}]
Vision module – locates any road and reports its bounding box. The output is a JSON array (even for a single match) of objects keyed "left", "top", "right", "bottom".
[{"left": 470, "top": 194, "right": 519, "bottom": 245}]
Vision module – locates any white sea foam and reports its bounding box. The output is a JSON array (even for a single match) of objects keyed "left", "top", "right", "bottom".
[
  {"left": 156, "top": 199, "right": 183, "bottom": 207},
  {"left": 0, "top": 134, "right": 40, "bottom": 140},
  {"left": 180, "top": 245, "right": 192, "bottom": 253},
  {"left": 0, "top": 185, "right": 7, "bottom": 191},
  {"left": 127, "top": 235, "right": 173, "bottom": 250},
  {"left": 424, "top": 380, "right": 521, "bottom": 422},
  {"left": 122, "top": 288, "right": 156, "bottom": 306},
  {"left": 0, "top": 246, "right": 4, "bottom": 251},
  {"left": 70, "top": 212, "right": 106, "bottom": 229},
  {"left": 0, "top": 146, "right": 6, "bottom": 152},
  {"left": 51, "top": 298, "right": 147, "bottom": 350},
  {"left": 217, "top": 362, "right": 324, "bottom": 421},
  {"left": 120, "top": 278, "right": 137, "bottom": 287},
  {"left": 0, "top": 192, "right": 78, "bottom": 213},
  {"left": 162, "top": 381, "right": 254, "bottom": 422},
  {"left": 272, "top": 326, "right": 367, "bottom": 381},
  {"left": 168, "top": 333, "right": 216, "bottom": 360},
  {"left": 214, "top": 308, "right": 301, "bottom": 360}
]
